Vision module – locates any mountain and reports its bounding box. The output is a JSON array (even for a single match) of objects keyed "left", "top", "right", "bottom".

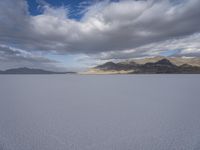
[
  {"left": 133, "top": 56, "right": 200, "bottom": 67},
  {"left": 134, "top": 59, "right": 177, "bottom": 74},
  {"left": 96, "top": 61, "right": 138, "bottom": 71},
  {"left": 0, "top": 67, "right": 76, "bottom": 74},
  {"left": 87, "top": 58, "right": 200, "bottom": 74}
]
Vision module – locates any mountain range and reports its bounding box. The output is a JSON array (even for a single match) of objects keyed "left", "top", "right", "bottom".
[
  {"left": 1, "top": 57, "right": 200, "bottom": 74},
  {"left": 0, "top": 67, "right": 76, "bottom": 74},
  {"left": 85, "top": 57, "right": 200, "bottom": 74}
]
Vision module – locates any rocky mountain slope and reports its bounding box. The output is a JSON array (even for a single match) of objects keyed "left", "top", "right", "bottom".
[
  {"left": 132, "top": 56, "right": 200, "bottom": 67},
  {"left": 87, "top": 58, "right": 200, "bottom": 74}
]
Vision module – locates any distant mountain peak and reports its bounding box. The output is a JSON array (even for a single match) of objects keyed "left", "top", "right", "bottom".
[
  {"left": 155, "top": 59, "right": 175, "bottom": 66},
  {"left": 95, "top": 62, "right": 118, "bottom": 70},
  {"left": 0, "top": 67, "right": 76, "bottom": 74}
]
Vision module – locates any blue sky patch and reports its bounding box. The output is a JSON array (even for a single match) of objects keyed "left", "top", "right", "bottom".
[{"left": 27, "top": 0, "right": 119, "bottom": 20}]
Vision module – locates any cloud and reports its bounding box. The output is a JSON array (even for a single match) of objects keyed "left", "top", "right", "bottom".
[
  {"left": 31, "top": 0, "right": 200, "bottom": 53},
  {"left": 0, "top": 44, "right": 63, "bottom": 71},
  {"left": 0, "top": 0, "right": 200, "bottom": 69},
  {"left": 90, "top": 33, "right": 200, "bottom": 61}
]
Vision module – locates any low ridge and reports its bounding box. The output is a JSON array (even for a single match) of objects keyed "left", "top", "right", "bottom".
[{"left": 0, "top": 67, "right": 76, "bottom": 74}]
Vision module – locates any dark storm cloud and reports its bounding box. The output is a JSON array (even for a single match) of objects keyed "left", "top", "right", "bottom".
[{"left": 92, "top": 33, "right": 200, "bottom": 60}]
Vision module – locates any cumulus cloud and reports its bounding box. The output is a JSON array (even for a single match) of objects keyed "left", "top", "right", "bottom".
[{"left": 0, "top": 0, "right": 200, "bottom": 69}]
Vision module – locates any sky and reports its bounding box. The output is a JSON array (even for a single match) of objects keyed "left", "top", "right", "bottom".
[{"left": 0, "top": 0, "right": 200, "bottom": 71}]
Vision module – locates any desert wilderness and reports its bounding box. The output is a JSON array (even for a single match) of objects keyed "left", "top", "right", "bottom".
[{"left": 0, "top": 0, "right": 200, "bottom": 150}]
